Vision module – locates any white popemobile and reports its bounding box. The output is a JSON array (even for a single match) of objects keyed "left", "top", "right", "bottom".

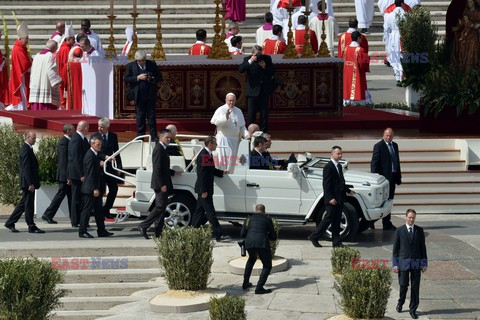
[{"left": 109, "top": 136, "right": 393, "bottom": 241}]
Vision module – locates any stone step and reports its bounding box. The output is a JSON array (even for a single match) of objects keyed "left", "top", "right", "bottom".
[
  {"left": 64, "top": 268, "right": 161, "bottom": 284},
  {"left": 58, "top": 295, "right": 141, "bottom": 311},
  {"left": 391, "top": 204, "right": 480, "bottom": 214},
  {"left": 396, "top": 183, "right": 480, "bottom": 193},
  {"left": 51, "top": 310, "right": 116, "bottom": 320},
  {"left": 59, "top": 281, "right": 159, "bottom": 297},
  {"left": 401, "top": 171, "right": 480, "bottom": 183},
  {"left": 42, "top": 255, "right": 159, "bottom": 270},
  {"left": 394, "top": 193, "right": 480, "bottom": 204},
  {"left": 350, "top": 160, "right": 466, "bottom": 172}
]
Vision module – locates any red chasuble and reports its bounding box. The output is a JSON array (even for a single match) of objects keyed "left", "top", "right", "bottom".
[
  {"left": 0, "top": 50, "right": 10, "bottom": 105},
  {"left": 57, "top": 42, "right": 72, "bottom": 108},
  {"left": 337, "top": 32, "right": 369, "bottom": 59},
  {"left": 262, "top": 39, "right": 287, "bottom": 54},
  {"left": 8, "top": 40, "right": 32, "bottom": 107},
  {"left": 278, "top": 0, "right": 301, "bottom": 8},
  {"left": 343, "top": 45, "right": 370, "bottom": 101},
  {"left": 188, "top": 43, "right": 211, "bottom": 55},
  {"left": 66, "top": 60, "right": 83, "bottom": 111},
  {"left": 293, "top": 29, "right": 318, "bottom": 54}
]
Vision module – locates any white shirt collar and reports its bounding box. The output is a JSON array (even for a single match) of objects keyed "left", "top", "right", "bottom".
[
  {"left": 331, "top": 158, "right": 339, "bottom": 167},
  {"left": 195, "top": 40, "right": 206, "bottom": 45},
  {"left": 205, "top": 147, "right": 212, "bottom": 155},
  {"left": 384, "top": 140, "right": 393, "bottom": 146},
  {"left": 76, "top": 131, "right": 85, "bottom": 140},
  {"left": 269, "top": 35, "right": 280, "bottom": 40},
  {"left": 90, "top": 147, "right": 98, "bottom": 156},
  {"left": 347, "top": 28, "right": 356, "bottom": 33},
  {"left": 349, "top": 41, "right": 360, "bottom": 47},
  {"left": 296, "top": 24, "right": 306, "bottom": 30},
  {"left": 25, "top": 141, "right": 33, "bottom": 149},
  {"left": 160, "top": 142, "right": 167, "bottom": 149},
  {"left": 64, "top": 134, "right": 71, "bottom": 140},
  {"left": 406, "top": 223, "right": 415, "bottom": 229}
]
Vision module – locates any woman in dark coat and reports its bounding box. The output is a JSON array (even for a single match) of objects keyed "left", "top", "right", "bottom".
[{"left": 240, "top": 204, "right": 277, "bottom": 294}]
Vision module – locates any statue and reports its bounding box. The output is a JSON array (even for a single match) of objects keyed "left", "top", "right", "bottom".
[{"left": 451, "top": 0, "right": 480, "bottom": 68}]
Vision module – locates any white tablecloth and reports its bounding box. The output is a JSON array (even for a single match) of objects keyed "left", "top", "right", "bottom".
[{"left": 81, "top": 57, "right": 114, "bottom": 119}]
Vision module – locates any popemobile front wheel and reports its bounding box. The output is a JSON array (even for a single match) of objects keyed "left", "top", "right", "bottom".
[
  {"left": 321, "top": 202, "right": 359, "bottom": 242},
  {"left": 164, "top": 194, "right": 195, "bottom": 229}
]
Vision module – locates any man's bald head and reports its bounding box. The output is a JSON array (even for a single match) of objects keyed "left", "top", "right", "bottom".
[
  {"left": 248, "top": 123, "right": 260, "bottom": 135},
  {"left": 166, "top": 124, "right": 177, "bottom": 138},
  {"left": 77, "top": 120, "right": 89, "bottom": 134},
  {"left": 56, "top": 21, "right": 65, "bottom": 32}
]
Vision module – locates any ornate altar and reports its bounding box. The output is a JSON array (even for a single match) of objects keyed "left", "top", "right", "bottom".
[{"left": 113, "top": 55, "right": 343, "bottom": 119}]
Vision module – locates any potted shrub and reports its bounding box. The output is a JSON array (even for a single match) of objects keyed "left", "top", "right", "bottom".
[
  {"left": 0, "top": 124, "right": 23, "bottom": 206},
  {"left": 331, "top": 247, "right": 361, "bottom": 277},
  {"left": 209, "top": 295, "right": 246, "bottom": 320},
  {"left": 398, "top": 6, "right": 437, "bottom": 108},
  {"left": 0, "top": 257, "right": 68, "bottom": 319},
  {"left": 34, "top": 136, "right": 69, "bottom": 218}
]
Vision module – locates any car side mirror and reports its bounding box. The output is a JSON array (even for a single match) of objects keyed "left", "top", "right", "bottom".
[{"left": 287, "top": 163, "right": 300, "bottom": 177}]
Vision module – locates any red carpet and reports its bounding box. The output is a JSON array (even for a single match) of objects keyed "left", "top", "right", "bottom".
[{"left": 0, "top": 108, "right": 418, "bottom": 133}]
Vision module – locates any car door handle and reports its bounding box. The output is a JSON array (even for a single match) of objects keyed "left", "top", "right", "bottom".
[{"left": 247, "top": 183, "right": 259, "bottom": 187}]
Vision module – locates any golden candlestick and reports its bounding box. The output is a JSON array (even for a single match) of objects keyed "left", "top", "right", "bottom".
[
  {"left": 208, "top": 0, "right": 231, "bottom": 60},
  {"left": 300, "top": 10, "right": 315, "bottom": 58},
  {"left": 105, "top": 15, "right": 117, "bottom": 60},
  {"left": 317, "top": 13, "right": 330, "bottom": 58},
  {"left": 128, "top": 12, "right": 139, "bottom": 61},
  {"left": 151, "top": 8, "right": 166, "bottom": 60},
  {"left": 283, "top": 7, "right": 299, "bottom": 59}
]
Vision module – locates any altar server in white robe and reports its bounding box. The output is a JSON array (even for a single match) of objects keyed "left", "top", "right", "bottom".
[
  {"left": 272, "top": 0, "right": 291, "bottom": 38},
  {"left": 309, "top": 0, "right": 337, "bottom": 56},
  {"left": 385, "top": 0, "right": 405, "bottom": 86},
  {"left": 121, "top": 26, "right": 134, "bottom": 57},
  {"left": 210, "top": 93, "right": 248, "bottom": 172},
  {"left": 355, "top": 0, "right": 375, "bottom": 33}
]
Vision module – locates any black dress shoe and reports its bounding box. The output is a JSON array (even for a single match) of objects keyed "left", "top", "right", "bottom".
[
  {"left": 28, "top": 227, "right": 45, "bottom": 234},
  {"left": 5, "top": 224, "right": 19, "bottom": 233},
  {"left": 97, "top": 231, "right": 114, "bottom": 237},
  {"left": 138, "top": 226, "right": 150, "bottom": 239},
  {"left": 216, "top": 235, "right": 231, "bottom": 242},
  {"left": 242, "top": 282, "right": 253, "bottom": 290},
  {"left": 409, "top": 310, "right": 418, "bottom": 319},
  {"left": 396, "top": 303, "right": 403, "bottom": 313},
  {"left": 79, "top": 232, "right": 94, "bottom": 238},
  {"left": 255, "top": 287, "right": 272, "bottom": 294},
  {"left": 41, "top": 215, "right": 58, "bottom": 224},
  {"left": 72, "top": 223, "right": 79, "bottom": 228},
  {"left": 308, "top": 235, "right": 322, "bottom": 248}
]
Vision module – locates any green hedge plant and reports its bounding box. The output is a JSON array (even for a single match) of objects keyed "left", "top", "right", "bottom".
[
  {"left": 209, "top": 295, "right": 246, "bottom": 320},
  {"left": 334, "top": 267, "right": 392, "bottom": 319},
  {"left": 0, "top": 257, "right": 68, "bottom": 320},
  {"left": 331, "top": 247, "right": 361, "bottom": 276},
  {"left": 37, "top": 136, "right": 60, "bottom": 185},
  {"left": 270, "top": 217, "right": 280, "bottom": 258},
  {"left": 155, "top": 226, "right": 213, "bottom": 291},
  {"left": 0, "top": 124, "right": 23, "bottom": 205}
]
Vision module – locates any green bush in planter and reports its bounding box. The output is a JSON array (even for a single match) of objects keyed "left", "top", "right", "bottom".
[
  {"left": 0, "top": 257, "right": 68, "bottom": 320},
  {"left": 334, "top": 267, "right": 391, "bottom": 319},
  {"left": 37, "top": 136, "right": 60, "bottom": 185},
  {"left": 0, "top": 124, "right": 24, "bottom": 205},
  {"left": 155, "top": 226, "right": 213, "bottom": 291},
  {"left": 209, "top": 295, "right": 246, "bottom": 320},
  {"left": 270, "top": 217, "right": 280, "bottom": 258},
  {"left": 331, "top": 247, "right": 361, "bottom": 276}
]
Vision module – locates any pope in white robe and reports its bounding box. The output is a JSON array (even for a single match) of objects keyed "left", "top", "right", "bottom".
[{"left": 210, "top": 93, "right": 248, "bottom": 172}]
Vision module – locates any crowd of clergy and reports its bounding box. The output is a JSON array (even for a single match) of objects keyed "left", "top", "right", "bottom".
[{"left": 0, "top": 0, "right": 422, "bottom": 112}]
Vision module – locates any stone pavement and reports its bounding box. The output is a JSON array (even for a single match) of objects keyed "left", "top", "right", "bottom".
[{"left": 1, "top": 214, "right": 479, "bottom": 320}]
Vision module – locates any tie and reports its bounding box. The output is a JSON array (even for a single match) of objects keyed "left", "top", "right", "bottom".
[
  {"left": 337, "top": 163, "right": 344, "bottom": 182},
  {"left": 103, "top": 134, "right": 107, "bottom": 144},
  {"left": 84, "top": 137, "right": 88, "bottom": 145},
  {"left": 408, "top": 227, "right": 413, "bottom": 240},
  {"left": 388, "top": 143, "right": 397, "bottom": 172}
]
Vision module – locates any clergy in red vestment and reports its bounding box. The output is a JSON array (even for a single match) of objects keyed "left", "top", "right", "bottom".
[
  {"left": 293, "top": 15, "right": 318, "bottom": 54},
  {"left": 7, "top": 22, "right": 32, "bottom": 111},
  {"left": 57, "top": 23, "right": 76, "bottom": 109},
  {"left": 384, "top": 1, "right": 411, "bottom": 13},
  {"left": 337, "top": 18, "right": 369, "bottom": 59},
  {"left": 188, "top": 29, "right": 211, "bottom": 55},
  {"left": 343, "top": 31, "right": 371, "bottom": 106},
  {"left": 224, "top": 0, "right": 246, "bottom": 22},
  {"left": 262, "top": 25, "right": 287, "bottom": 55},
  {"left": 66, "top": 47, "right": 83, "bottom": 111},
  {"left": 0, "top": 31, "right": 10, "bottom": 108}
]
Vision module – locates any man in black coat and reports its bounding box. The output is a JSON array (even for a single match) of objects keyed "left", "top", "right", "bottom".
[
  {"left": 42, "top": 124, "right": 75, "bottom": 224},
  {"left": 240, "top": 204, "right": 277, "bottom": 294},
  {"left": 97, "top": 117, "right": 123, "bottom": 219},
  {"left": 371, "top": 127, "right": 401, "bottom": 230},
  {"left": 4, "top": 131, "right": 44, "bottom": 233},
  {"left": 138, "top": 129, "right": 180, "bottom": 239},
  {"left": 124, "top": 50, "right": 162, "bottom": 141},
  {"left": 392, "top": 209, "right": 428, "bottom": 319},
  {"left": 308, "top": 146, "right": 353, "bottom": 247},
  {"left": 67, "top": 120, "right": 90, "bottom": 227},
  {"left": 78, "top": 135, "right": 113, "bottom": 238},
  {"left": 250, "top": 136, "right": 270, "bottom": 170},
  {"left": 191, "top": 136, "right": 229, "bottom": 241},
  {"left": 238, "top": 45, "right": 275, "bottom": 133}
]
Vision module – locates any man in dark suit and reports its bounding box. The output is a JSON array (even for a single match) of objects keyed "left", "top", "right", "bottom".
[
  {"left": 238, "top": 45, "right": 276, "bottom": 133},
  {"left": 78, "top": 135, "right": 113, "bottom": 238},
  {"left": 250, "top": 136, "right": 270, "bottom": 170},
  {"left": 4, "top": 131, "right": 45, "bottom": 233},
  {"left": 371, "top": 127, "right": 401, "bottom": 230},
  {"left": 67, "top": 120, "right": 90, "bottom": 227},
  {"left": 97, "top": 117, "right": 123, "bottom": 219},
  {"left": 308, "top": 146, "right": 353, "bottom": 248},
  {"left": 42, "top": 123, "right": 75, "bottom": 224},
  {"left": 124, "top": 50, "right": 162, "bottom": 141},
  {"left": 393, "top": 209, "right": 428, "bottom": 319},
  {"left": 191, "top": 136, "right": 229, "bottom": 241},
  {"left": 240, "top": 204, "right": 277, "bottom": 295},
  {"left": 138, "top": 129, "right": 181, "bottom": 239}
]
